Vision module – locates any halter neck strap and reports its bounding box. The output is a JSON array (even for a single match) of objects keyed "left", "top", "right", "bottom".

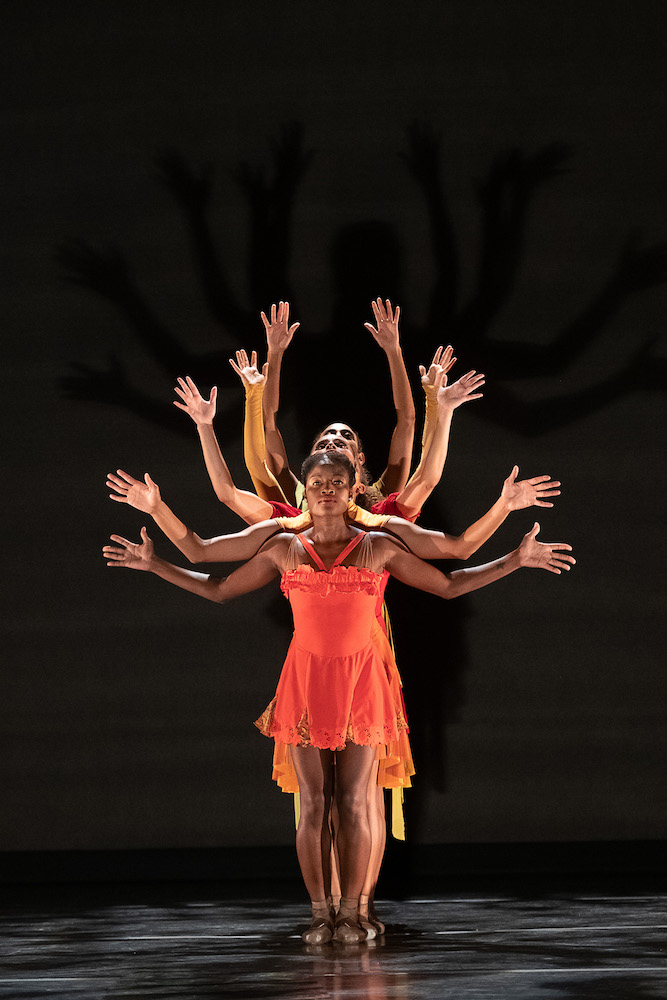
[{"left": 298, "top": 532, "right": 365, "bottom": 573}]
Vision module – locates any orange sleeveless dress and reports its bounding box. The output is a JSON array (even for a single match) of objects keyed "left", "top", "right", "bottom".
[{"left": 255, "top": 533, "right": 413, "bottom": 791}]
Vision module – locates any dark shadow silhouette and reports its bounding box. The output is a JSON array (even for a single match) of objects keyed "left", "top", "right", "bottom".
[
  {"left": 400, "top": 122, "right": 667, "bottom": 433},
  {"left": 57, "top": 124, "right": 314, "bottom": 441},
  {"left": 58, "top": 122, "right": 667, "bottom": 438},
  {"left": 57, "top": 122, "right": 666, "bottom": 843}
]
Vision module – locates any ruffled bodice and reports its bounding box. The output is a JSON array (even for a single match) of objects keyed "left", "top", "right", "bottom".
[
  {"left": 281, "top": 563, "right": 380, "bottom": 599},
  {"left": 280, "top": 533, "right": 383, "bottom": 658}
]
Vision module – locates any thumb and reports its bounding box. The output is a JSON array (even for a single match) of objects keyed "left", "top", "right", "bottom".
[
  {"left": 210, "top": 385, "right": 217, "bottom": 403},
  {"left": 509, "top": 464, "right": 519, "bottom": 483},
  {"left": 261, "top": 363, "right": 269, "bottom": 378},
  {"left": 529, "top": 521, "right": 540, "bottom": 538},
  {"left": 140, "top": 526, "right": 148, "bottom": 539}
]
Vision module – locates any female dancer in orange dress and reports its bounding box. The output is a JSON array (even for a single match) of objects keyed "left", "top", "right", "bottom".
[{"left": 104, "top": 452, "right": 574, "bottom": 944}]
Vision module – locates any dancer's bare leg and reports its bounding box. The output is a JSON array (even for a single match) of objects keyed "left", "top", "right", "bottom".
[
  {"left": 329, "top": 796, "right": 341, "bottom": 912},
  {"left": 291, "top": 745, "right": 336, "bottom": 944},
  {"left": 359, "top": 764, "right": 386, "bottom": 937},
  {"left": 332, "top": 742, "right": 377, "bottom": 943},
  {"left": 322, "top": 757, "right": 336, "bottom": 907}
]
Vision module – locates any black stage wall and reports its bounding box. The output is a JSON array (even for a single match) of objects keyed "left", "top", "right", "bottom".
[{"left": 2, "top": 1, "right": 665, "bottom": 855}]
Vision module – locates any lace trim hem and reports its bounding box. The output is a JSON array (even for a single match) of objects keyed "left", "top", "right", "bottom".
[{"left": 255, "top": 701, "right": 409, "bottom": 751}]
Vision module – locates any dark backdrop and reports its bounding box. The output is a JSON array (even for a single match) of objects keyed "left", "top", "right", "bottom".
[{"left": 2, "top": 1, "right": 665, "bottom": 853}]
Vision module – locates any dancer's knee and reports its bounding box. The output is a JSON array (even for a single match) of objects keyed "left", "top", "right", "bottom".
[
  {"left": 336, "top": 786, "right": 368, "bottom": 828},
  {"left": 298, "top": 790, "right": 327, "bottom": 830}
]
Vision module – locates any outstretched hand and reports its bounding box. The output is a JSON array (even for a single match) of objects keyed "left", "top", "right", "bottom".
[
  {"left": 103, "top": 526, "right": 155, "bottom": 571},
  {"left": 436, "top": 368, "right": 485, "bottom": 409},
  {"left": 364, "top": 298, "right": 401, "bottom": 352},
  {"left": 173, "top": 376, "right": 217, "bottom": 425},
  {"left": 261, "top": 301, "right": 299, "bottom": 353},
  {"left": 419, "top": 345, "right": 456, "bottom": 390},
  {"left": 229, "top": 349, "right": 268, "bottom": 387},
  {"left": 107, "top": 469, "right": 161, "bottom": 515},
  {"left": 517, "top": 523, "right": 575, "bottom": 574},
  {"left": 501, "top": 466, "right": 561, "bottom": 510}
]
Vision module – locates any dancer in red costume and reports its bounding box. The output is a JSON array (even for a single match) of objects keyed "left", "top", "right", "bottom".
[{"left": 104, "top": 452, "right": 574, "bottom": 944}]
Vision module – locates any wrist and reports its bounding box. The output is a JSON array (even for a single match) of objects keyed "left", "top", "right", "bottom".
[
  {"left": 497, "top": 494, "right": 513, "bottom": 514},
  {"left": 153, "top": 499, "right": 169, "bottom": 520},
  {"left": 144, "top": 552, "right": 159, "bottom": 574}
]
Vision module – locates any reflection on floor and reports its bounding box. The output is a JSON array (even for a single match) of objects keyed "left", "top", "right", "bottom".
[{"left": 1, "top": 879, "right": 665, "bottom": 999}]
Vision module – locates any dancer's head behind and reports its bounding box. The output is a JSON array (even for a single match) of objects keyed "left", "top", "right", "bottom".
[
  {"left": 310, "top": 422, "right": 364, "bottom": 468},
  {"left": 309, "top": 421, "right": 379, "bottom": 506}
]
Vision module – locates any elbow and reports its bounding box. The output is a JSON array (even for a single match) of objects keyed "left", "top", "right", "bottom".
[
  {"left": 454, "top": 537, "right": 476, "bottom": 561},
  {"left": 419, "top": 473, "right": 439, "bottom": 496},
  {"left": 442, "top": 576, "right": 461, "bottom": 600},
  {"left": 184, "top": 542, "right": 206, "bottom": 564}
]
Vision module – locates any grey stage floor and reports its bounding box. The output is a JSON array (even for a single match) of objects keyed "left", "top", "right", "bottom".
[{"left": 0, "top": 881, "right": 665, "bottom": 999}]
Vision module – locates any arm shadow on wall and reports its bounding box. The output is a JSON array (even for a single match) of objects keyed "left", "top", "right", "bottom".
[{"left": 56, "top": 121, "right": 666, "bottom": 841}]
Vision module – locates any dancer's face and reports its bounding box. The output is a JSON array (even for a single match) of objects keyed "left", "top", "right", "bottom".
[
  {"left": 310, "top": 423, "right": 364, "bottom": 471},
  {"left": 304, "top": 461, "right": 352, "bottom": 515}
]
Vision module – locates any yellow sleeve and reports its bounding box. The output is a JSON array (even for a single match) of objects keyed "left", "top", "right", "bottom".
[
  {"left": 275, "top": 502, "right": 389, "bottom": 532},
  {"left": 275, "top": 512, "right": 312, "bottom": 532},
  {"left": 244, "top": 383, "right": 287, "bottom": 502},
  {"left": 346, "top": 501, "right": 390, "bottom": 528},
  {"left": 421, "top": 383, "right": 439, "bottom": 451}
]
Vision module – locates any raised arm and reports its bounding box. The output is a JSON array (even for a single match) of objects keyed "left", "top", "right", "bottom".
[
  {"left": 103, "top": 527, "right": 284, "bottom": 603},
  {"left": 229, "top": 348, "right": 289, "bottom": 504},
  {"left": 173, "top": 375, "right": 275, "bottom": 524},
  {"left": 260, "top": 301, "right": 300, "bottom": 500},
  {"left": 363, "top": 298, "right": 416, "bottom": 494},
  {"left": 417, "top": 346, "right": 455, "bottom": 456},
  {"left": 382, "top": 465, "right": 561, "bottom": 559},
  {"left": 380, "top": 522, "right": 574, "bottom": 599},
  {"left": 107, "top": 469, "right": 280, "bottom": 562},
  {"left": 395, "top": 357, "right": 485, "bottom": 518}
]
